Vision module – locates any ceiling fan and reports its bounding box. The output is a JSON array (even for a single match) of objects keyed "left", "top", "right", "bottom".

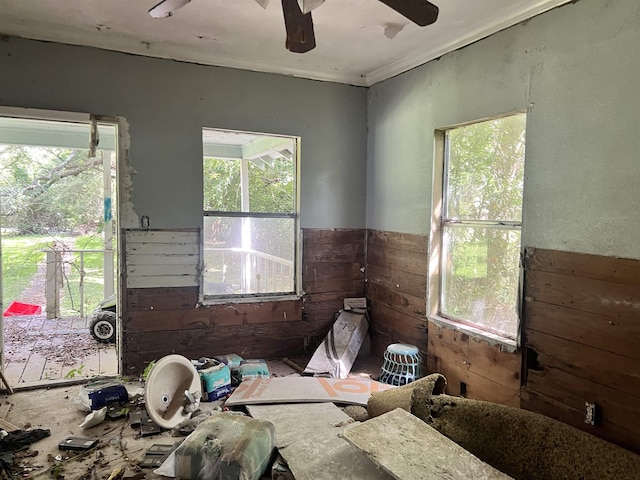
[{"left": 148, "top": 0, "right": 439, "bottom": 54}]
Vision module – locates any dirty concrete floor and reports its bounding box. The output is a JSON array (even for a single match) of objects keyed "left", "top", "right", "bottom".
[{"left": 2, "top": 355, "right": 384, "bottom": 479}]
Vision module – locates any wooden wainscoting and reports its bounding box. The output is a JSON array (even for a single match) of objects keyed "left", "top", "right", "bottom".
[
  {"left": 365, "top": 229, "right": 428, "bottom": 359},
  {"left": 301, "top": 228, "right": 366, "bottom": 346},
  {"left": 427, "top": 321, "right": 521, "bottom": 407},
  {"left": 365, "top": 228, "right": 520, "bottom": 406},
  {"left": 121, "top": 228, "right": 365, "bottom": 374},
  {"left": 522, "top": 247, "right": 640, "bottom": 452}
]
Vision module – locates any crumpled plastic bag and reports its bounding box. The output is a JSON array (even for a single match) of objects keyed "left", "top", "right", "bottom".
[{"left": 80, "top": 406, "right": 107, "bottom": 429}]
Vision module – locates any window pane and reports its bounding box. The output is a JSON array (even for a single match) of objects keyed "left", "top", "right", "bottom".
[
  {"left": 446, "top": 115, "right": 525, "bottom": 222},
  {"left": 203, "top": 216, "right": 295, "bottom": 296},
  {"left": 441, "top": 225, "right": 520, "bottom": 338},
  {"left": 203, "top": 154, "right": 295, "bottom": 214},
  {"left": 249, "top": 155, "right": 295, "bottom": 214},
  {"left": 203, "top": 157, "right": 241, "bottom": 212}
]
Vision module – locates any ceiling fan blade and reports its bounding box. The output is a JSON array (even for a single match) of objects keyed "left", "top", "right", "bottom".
[
  {"left": 378, "top": 0, "right": 439, "bottom": 26},
  {"left": 254, "top": 0, "right": 270, "bottom": 9},
  {"left": 281, "top": 0, "right": 316, "bottom": 53},
  {"left": 149, "top": 0, "right": 191, "bottom": 18}
]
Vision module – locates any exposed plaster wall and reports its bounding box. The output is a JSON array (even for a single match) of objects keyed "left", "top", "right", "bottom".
[
  {"left": 115, "top": 116, "right": 138, "bottom": 229},
  {"left": 0, "top": 37, "right": 367, "bottom": 229},
  {"left": 366, "top": 0, "right": 640, "bottom": 259}
]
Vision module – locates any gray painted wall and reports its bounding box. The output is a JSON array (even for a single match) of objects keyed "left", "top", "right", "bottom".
[
  {"left": 0, "top": 37, "right": 367, "bottom": 229},
  {"left": 367, "top": 0, "right": 640, "bottom": 259}
]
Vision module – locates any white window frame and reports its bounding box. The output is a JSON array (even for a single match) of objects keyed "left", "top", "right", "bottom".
[
  {"left": 428, "top": 114, "right": 526, "bottom": 350},
  {"left": 200, "top": 128, "right": 301, "bottom": 305}
]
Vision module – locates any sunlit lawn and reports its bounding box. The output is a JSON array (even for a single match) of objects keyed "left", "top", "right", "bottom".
[{"left": 2, "top": 234, "right": 111, "bottom": 315}]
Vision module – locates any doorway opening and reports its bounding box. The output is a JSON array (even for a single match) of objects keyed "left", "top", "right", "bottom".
[{"left": 0, "top": 113, "right": 119, "bottom": 387}]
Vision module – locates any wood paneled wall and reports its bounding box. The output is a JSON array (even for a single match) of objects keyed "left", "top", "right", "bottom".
[
  {"left": 365, "top": 229, "right": 521, "bottom": 407},
  {"left": 427, "top": 322, "right": 521, "bottom": 407},
  {"left": 301, "top": 228, "right": 366, "bottom": 347},
  {"left": 365, "top": 229, "right": 429, "bottom": 359},
  {"left": 121, "top": 228, "right": 365, "bottom": 374},
  {"left": 522, "top": 247, "right": 640, "bottom": 452}
]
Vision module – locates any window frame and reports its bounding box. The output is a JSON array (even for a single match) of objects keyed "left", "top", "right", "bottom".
[
  {"left": 428, "top": 113, "right": 526, "bottom": 350},
  {"left": 200, "top": 129, "right": 301, "bottom": 305}
]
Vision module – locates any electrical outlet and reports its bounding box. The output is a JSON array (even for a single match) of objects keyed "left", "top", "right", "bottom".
[
  {"left": 584, "top": 402, "right": 598, "bottom": 425},
  {"left": 460, "top": 381, "right": 467, "bottom": 397}
]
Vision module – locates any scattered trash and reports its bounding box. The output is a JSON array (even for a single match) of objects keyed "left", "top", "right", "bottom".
[
  {"left": 226, "top": 376, "right": 393, "bottom": 407},
  {"left": 194, "top": 358, "right": 232, "bottom": 401},
  {"left": 271, "top": 453, "right": 294, "bottom": 480},
  {"left": 213, "top": 353, "right": 243, "bottom": 373},
  {"left": 106, "top": 465, "right": 124, "bottom": 480},
  {"left": 3, "top": 301, "right": 42, "bottom": 317},
  {"left": 58, "top": 436, "right": 99, "bottom": 451},
  {"left": 0, "top": 428, "right": 51, "bottom": 453},
  {"left": 139, "top": 414, "right": 162, "bottom": 437},
  {"left": 106, "top": 404, "right": 130, "bottom": 420},
  {"left": 238, "top": 359, "right": 270, "bottom": 381},
  {"left": 79, "top": 406, "right": 107, "bottom": 429},
  {"left": 78, "top": 379, "right": 129, "bottom": 411},
  {"left": 159, "top": 413, "right": 275, "bottom": 480},
  {"left": 140, "top": 442, "right": 182, "bottom": 469}
]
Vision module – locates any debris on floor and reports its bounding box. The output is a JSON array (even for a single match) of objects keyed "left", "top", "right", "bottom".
[
  {"left": 0, "top": 351, "right": 389, "bottom": 480},
  {"left": 303, "top": 297, "right": 369, "bottom": 378}
]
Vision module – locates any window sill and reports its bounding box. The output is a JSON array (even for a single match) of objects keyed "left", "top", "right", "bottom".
[
  {"left": 199, "top": 293, "right": 302, "bottom": 306},
  {"left": 427, "top": 315, "right": 518, "bottom": 353}
]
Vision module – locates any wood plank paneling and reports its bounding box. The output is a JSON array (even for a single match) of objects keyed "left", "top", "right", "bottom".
[
  {"left": 523, "top": 247, "right": 640, "bottom": 453},
  {"left": 427, "top": 321, "right": 521, "bottom": 406},
  {"left": 367, "top": 229, "right": 428, "bottom": 254},
  {"left": 366, "top": 263, "right": 427, "bottom": 300},
  {"left": 367, "top": 282, "right": 426, "bottom": 317},
  {"left": 301, "top": 228, "right": 365, "bottom": 331},
  {"left": 525, "top": 247, "right": 640, "bottom": 285},
  {"left": 365, "top": 229, "right": 520, "bottom": 408},
  {"left": 520, "top": 389, "right": 640, "bottom": 454},
  {"left": 526, "top": 368, "right": 640, "bottom": 431},
  {"left": 122, "top": 228, "right": 365, "bottom": 373},
  {"left": 370, "top": 302, "right": 427, "bottom": 350},
  {"left": 525, "top": 328, "right": 640, "bottom": 397},
  {"left": 527, "top": 270, "right": 640, "bottom": 320},
  {"left": 366, "top": 230, "right": 428, "bottom": 355},
  {"left": 124, "top": 229, "right": 200, "bottom": 288},
  {"left": 525, "top": 300, "right": 640, "bottom": 360}
]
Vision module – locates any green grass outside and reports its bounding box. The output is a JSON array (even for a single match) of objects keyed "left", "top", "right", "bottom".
[
  {"left": 60, "top": 235, "right": 108, "bottom": 315},
  {"left": 2, "top": 233, "right": 113, "bottom": 316},
  {"left": 2, "top": 235, "right": 55, "bottom": 305}
]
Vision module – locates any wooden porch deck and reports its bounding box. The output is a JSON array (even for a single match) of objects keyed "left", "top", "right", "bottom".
[{"left": 3, "top": 314, "right": 117, "bottom": 388}]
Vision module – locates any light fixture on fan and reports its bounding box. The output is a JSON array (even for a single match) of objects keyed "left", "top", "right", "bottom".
[{"left": 149, "top": 0, "right": 191, "bottom": 18}]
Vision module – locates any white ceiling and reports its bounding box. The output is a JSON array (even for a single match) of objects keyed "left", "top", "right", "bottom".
[{"left": 0, "top": 0, "right": 572, "bottom": 86}]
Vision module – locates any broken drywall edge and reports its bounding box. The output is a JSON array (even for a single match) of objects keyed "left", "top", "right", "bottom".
[{"left": 116, "top": 116, "right": 139, "bottom": 229}]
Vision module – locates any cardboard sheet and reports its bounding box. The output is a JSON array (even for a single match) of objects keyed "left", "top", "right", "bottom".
[
  {"left": 248, "top": 403, "right": 391, "bottom": 480},
  {"left": 303, "top": 310, "right": 368, "bottom": 378},
  {"left": 342, "top": 408, "right": 513, "bottom": 480},
  {"left": 225, "top": 376, "right": 393, "bottom": 407}
]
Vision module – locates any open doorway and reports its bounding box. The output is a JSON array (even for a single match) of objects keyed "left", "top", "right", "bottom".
[{"left": 0, "top": 113, "right": 118, "bottom": 387}]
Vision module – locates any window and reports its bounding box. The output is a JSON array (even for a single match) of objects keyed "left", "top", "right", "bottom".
[
  {"left": 201, "top": 128, "right": 299, "bottom": 301},
  {"left": 436, "top": 114, "right": 526, "bottom": 340}
]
